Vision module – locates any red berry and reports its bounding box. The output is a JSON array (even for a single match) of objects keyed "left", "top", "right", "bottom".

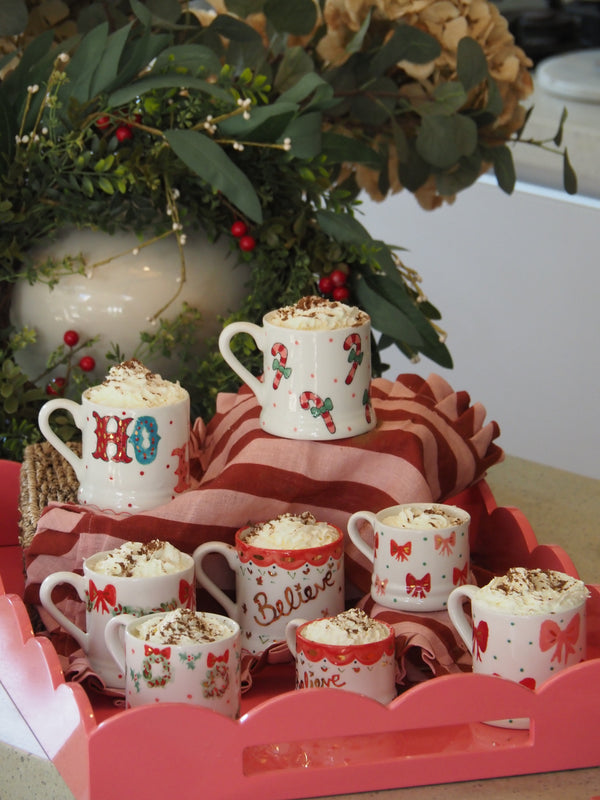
[
  {"left": 332, "top": 286, "right": 350, "bottom": 301},
  {"left": 318, "top": 276, "right": 334, "bottom": 295},
  {"left": 330, "top": 268, "right": 348, "bottom": 287},
  {"left": 238, "top": 235, "right": 256, "bottom": 252},
  {"left": 230, "top": 221, "right": 247, "bottom": 238},
  {"left": 46, "top": 377, "right": 66, "bottom": 396},
  {"left": 63, "top": 329, "right": 79, "bottom": 347},
  {"left": 115, "top": 125, "right": 133, "bottom": 142},
  {"left": 79, "top": 356, "right": 96, "bottom": 372},
  {"left": 96, "top": 115, "right": 111, "bottom": 130}
]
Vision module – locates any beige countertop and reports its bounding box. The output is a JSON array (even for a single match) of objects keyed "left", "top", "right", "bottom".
[{"left": 1, "top": 454, "right": 599, "bottom": 800}]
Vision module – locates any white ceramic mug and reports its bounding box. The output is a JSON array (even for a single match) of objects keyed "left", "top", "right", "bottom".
[
  {"left": 104, "top": 611, "right": 241, "bottom": 716},
  {"left": 285, "top": 616, "right": 397, "bottom": 704},
  {"left": 39, "top": 550, "right": 196, "bottom": 690},
  {"left": 193, "top": 525, "right": 345, "bottom": 654},
  {"left": 218, "top": 312, "right": 375, "bottom": 439},
  {"left": 448, "top": 582, "right": 587, "bottom": 728},
  {"left": 38, "top": 389, "right": 191, "bottom": 513},
  {"left": 347, "top": 503, "right": 471, "bottom": 611}
]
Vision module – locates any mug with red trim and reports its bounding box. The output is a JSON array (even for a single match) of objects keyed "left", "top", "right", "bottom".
[
  {"left": 193, "top": 517, "right": 345, "bottom": 654},
  {"left": 348, "top": 503, "right": 472, "bottom": 611},
  {"left": 285, "top": 613, "right": 397, "bottom": 704},
  {"left": 39, "top": 545, "right": 196, "bottom": 691},
  {"left": 448, "top": 568, "right": 588, "bottom": 728}
]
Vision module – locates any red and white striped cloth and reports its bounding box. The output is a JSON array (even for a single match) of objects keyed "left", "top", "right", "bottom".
[{"left": 24, "top": 373, "right": 503, "bottom": 611}]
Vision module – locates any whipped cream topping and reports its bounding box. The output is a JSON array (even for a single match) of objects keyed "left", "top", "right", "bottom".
[
  {"left": 134, "top": 609, "right": 232, "bottom": 645},
  {"left": 266, "top": 295, "right": 369, "bottom": 330},
  {"left": 91, "top": 540, "right": 189, "bottom": 577},
  {"left": 477, "top": 567, "right": 589, "bottom": 615},
  {"left": 382, "top": 504, "right": 464, "bottom": 530},
  {"left": 301, "top": 608, "right": 390, "bottom": 646},
  {"left": 85, "top": 359, "right": 188, "bottom": 408},
  {"left": 242, "top": 512, "right": 339, "bottom": 550}
]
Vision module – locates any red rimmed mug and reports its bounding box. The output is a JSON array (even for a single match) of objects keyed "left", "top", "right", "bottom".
[
  {"left": 193, "top": 525, "right": 345, "bottom": 654},
  {"left": 285, "top": 616, "right": 397, "bottom": 704}
]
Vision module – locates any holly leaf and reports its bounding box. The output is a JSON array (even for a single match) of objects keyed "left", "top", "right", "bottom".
[{"left": 165, "top": 129, "right": 263, "bottom": 222}]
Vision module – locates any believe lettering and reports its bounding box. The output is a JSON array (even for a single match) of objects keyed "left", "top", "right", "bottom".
[{"left": 252, "top": 571, "right": 336, "bottom": 627}]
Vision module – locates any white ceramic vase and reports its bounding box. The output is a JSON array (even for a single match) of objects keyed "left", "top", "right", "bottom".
[{"left": 10, "top": 227, "right": 251, "bottom": 381}]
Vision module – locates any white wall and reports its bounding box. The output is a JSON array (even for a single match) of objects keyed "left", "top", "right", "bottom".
[{"left": 360, "top": 178, "right": 600, "bottom": 479}]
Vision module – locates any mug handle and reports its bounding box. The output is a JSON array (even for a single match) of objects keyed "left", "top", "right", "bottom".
[
  {"left": 39, "top": 571, "right": 89, "bottom": 652},
  {"left": 38, "top": 398, "right": 86, "bottom": 483},
  {"left": 104, "top": 614, "right": 137, "bottom": 675},
  {"left": 447, "top": 584, "right": 480, "bottom": 655},
  {"left": 347, "top": 511, "right": 378, "bottom": 564},
  {"left": 218, "top": 322, "right": 266, "bottom": 404},
  {"left": 193, "top": 542, "right": 240, "bottom": 621},
  {"left": 285, "top": 618, "right": 308, "bottom": 658}
]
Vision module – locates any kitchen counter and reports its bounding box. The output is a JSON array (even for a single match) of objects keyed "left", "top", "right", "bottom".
[{"left": 1, "top": 454, "right": 599, "bottom": 800}]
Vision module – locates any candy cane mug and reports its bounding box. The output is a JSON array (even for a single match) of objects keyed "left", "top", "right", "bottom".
[
  {"left": 448, "top": 569, "right": 588, "bottom": 728},
  {"left": 39, "top": 548, "right": 196, "bottom": 690},
  {"left": 218, "top": 297, "right": 376, "bottom": 439},
  {"left": 348, "top": 503, "right": 472, "bottom": 611}
]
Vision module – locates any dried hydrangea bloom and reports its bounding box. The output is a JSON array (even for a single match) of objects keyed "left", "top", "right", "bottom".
[{"left": 317, "top": 0, "right": 533, "bottom": 206}]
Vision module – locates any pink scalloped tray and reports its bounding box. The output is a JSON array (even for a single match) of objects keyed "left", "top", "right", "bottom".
[{"left": 1, "top": 480, "right": 599, "bottom": 800}]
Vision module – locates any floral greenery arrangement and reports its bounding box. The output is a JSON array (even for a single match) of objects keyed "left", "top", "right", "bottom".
[{"left": 0, "top": 0, "right": 575, "bottom": 460}]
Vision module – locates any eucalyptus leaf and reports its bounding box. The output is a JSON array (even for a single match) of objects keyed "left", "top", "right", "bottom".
[
  {"left": 89, "top": 23, "right": 133, "bottom": 97},
  {"left": 1, "top": 29, "right": 54, "bottom": 104},
  {"left": 554, "top": 106, "right": 568, "bottom": 147},
  {"left": 321, "top": 133, "right": 382, "bottom": 168},
  {"left": 226, "top": 0, "right": 266, "bottom": 15},
  {"left": 563, "top": 148, "right": 577, "bottom": 195},
  {"left": 0, "top": 90, "right": 15, "bottom": 169},
  {"left": 316, "top": 209, "right": 373, "bottom": 247},
  {"left": 274, "top": 47, "right": 315, "bottom": 93},
  {"left": 114, "top": 29, "right": 172, "bottom": 88},
  {"left": 277, "top": 72, "right": 335, "bottom": 112},
  {"left": 165, "top": 129, "right": 263, "bottom": 222},
  {"left": 487, "top": 144, "right": 516, "bottom": 194},
  {"left": 416, "top": 114, "right": 477, "bottom": 169},
  {"left": 218, "top": 102, "right": 298, "bottom": 140},
  {"left": 108, "top": 74, "right": 234, "bottom": 107},
  {"left": 281, "top": 112, "right": 323, "bottom": 158},
  {"left": 456, "top": 37, "right": 488, "bottom": 92},
  {"left": 264, "top": 0, "right": 317, "bottom": 35},
  {"left": 435, "top": 152, "right": 482, "bottom": 196},
  {"left": 65, "top": 22, "right": 109, "bottom": 103},
  {"left": 485, "top": 75, "right": 503, "bottom": 117},
  {"left": 151, "top": 44, "right": 223, "bottom": 77},
  {"left": 209, "top": 14, "right": 264, "bottom": 43},
  {"left": 351, "top": 76, "right": 397, "bottom": 126},
  {"left": 346, "top": 10, "right": 372, "bottom": 56},
  {"left": 369, "top": 23, "right": 440, "bottom": 75},
  {"left": 354, "top": 276, "right": 424, "bottom": 346},
  {"left": 425, "top": 82, "right": 468, "bottom": 116}
]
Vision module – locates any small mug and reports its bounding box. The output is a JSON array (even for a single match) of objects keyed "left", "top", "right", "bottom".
[
  {"left": 448, "top": 582, "right": 587, "bottom": 728},
  {"left": 218, "top": 311, "right": 375, "bottom": 439},
  {"left": 193, "top": 526, "right": 345, "bottom": 654},
  {"left": 347, "top": 503, "right": 471, "bottom": 611},
  {"left": 38, "top": 389, "right": 191, "bottom": 513},
  {"left": 104, "top": 611, "right": 241, "bottom": 716},
  {"left": 39, "top": 550, "right": 196, "bottom": 690},
  {"left": 285, "top": 617, "right": 397, "bottom": 704}
]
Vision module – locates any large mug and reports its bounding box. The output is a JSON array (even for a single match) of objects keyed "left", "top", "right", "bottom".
[
  {"left": 218, "top": 304, "right": 376, "bottom": 439},
  {"left": 348, "top": 503, "right": 472, "bottom": 611},
  {"left": 39, "top": 548, "right": 196, "bottom": 690},
  {"left": 193, "top": 524, "right": 345, "bottom": 654},
  {"left": 38, "top": 388, "right": 191, "bottom": 514}
]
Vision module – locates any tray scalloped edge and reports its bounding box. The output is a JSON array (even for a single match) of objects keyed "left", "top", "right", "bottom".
[{"left": 1, "top": 480, "right": 600, "bottom": 800}]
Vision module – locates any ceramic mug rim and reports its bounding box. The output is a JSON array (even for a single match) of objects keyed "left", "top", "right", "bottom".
[
  {"left": 80, "top": 387, "right": 190, "bottom": 410},
  {"left": 373, "top": 502, "right": 470, "bottom": 529},
  {"left": 84, "top": 549, "right": 194, "bottom": 579},
  {"left": 262, "top": 311, "right": 371, "bottom": 331},
  {"left": 234, "top": 523, "right": 344, "bottom": 555},
  {"left": 121, "top": 609, "right": 240, "bottom": 646},
  {"left": 295, "top": 616, "right": 395, "bottom": 661}
]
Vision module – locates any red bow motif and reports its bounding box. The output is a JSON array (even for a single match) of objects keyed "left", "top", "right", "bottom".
[
  {"left": 144, "top": 644, "right": 171, "bottom": 658},
  {"left": 374, "top": 574, "right": 388, "bottom": 596},
  {"left": 539, "top": 614, "right": 580, "bottom": 663},
  {"left": 406, "top": 573, "right": 431, "bottom": 599},
  {"left": 207, "top": 650, "right": 229, "bottom": 668},
  {"left": 472, "top": 620, "right": 489, "bottom": 661},
  {"left": 453, "top": 563, "right": 469, "bottom": 586},
  {"left": 434, "top": 531, "right": 456, "bottom": 556},
  {"left": 179, "top": 579, "right": 194, "bottom": 609},
  {"left": 390, "top": 539, "right": 411, "bottom": 562},
  {"left": 88, "top": 580, "right": 117, "bottom": 614}
]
